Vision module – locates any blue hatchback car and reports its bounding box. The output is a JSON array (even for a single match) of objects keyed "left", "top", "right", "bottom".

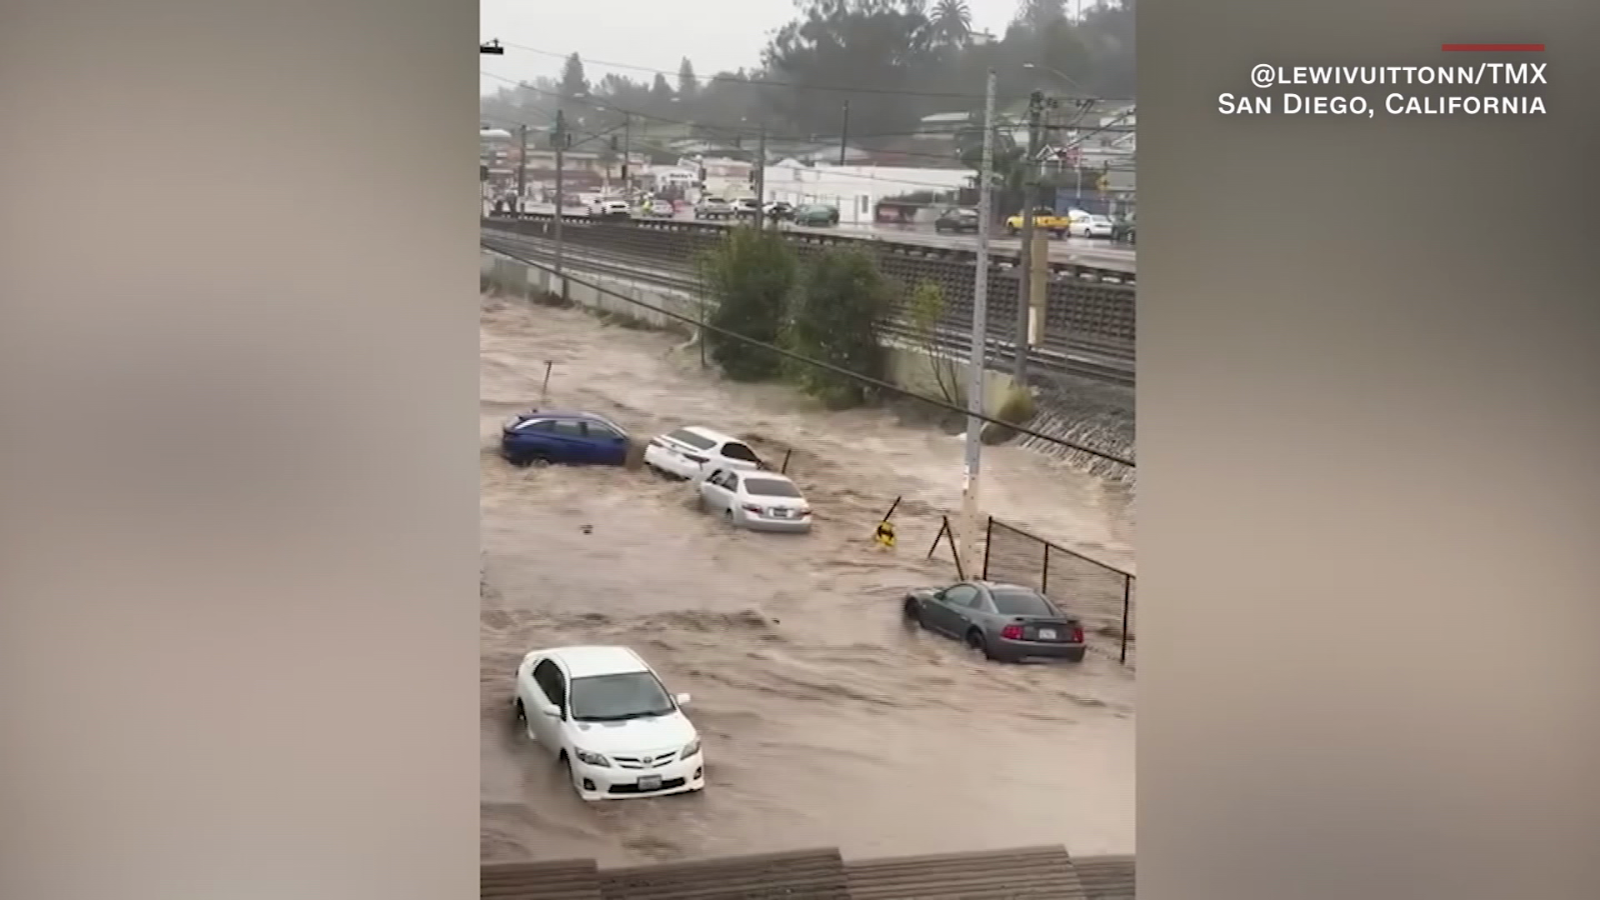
[{"left": 500, "top": 410, "right": 632, "bottom": 467}]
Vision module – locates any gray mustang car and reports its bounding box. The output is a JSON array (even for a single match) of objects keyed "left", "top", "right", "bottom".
[{"left": 903, "top": 580, "right": 1086, "bottom": 662}]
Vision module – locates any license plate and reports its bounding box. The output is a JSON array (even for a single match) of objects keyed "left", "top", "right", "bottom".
[
  {"left": 1038, "top": 628, "right": 1057, "bottom": 640},
  {"left": 771, "top": 509, "right": 789, "bottom": 518},
  {"left": 637, "top": 775, "right": 662, "bottom": 791}
]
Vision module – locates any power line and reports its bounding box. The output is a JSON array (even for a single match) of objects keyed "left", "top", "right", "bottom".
[
  {"left": 499, "top": 41, "right": 981, "bottom": 102},
  {"left": 482, "top": 74, "right": 1132, "bottom": 188},
  {"left": 483, "top": 72, "right": 1134, "bottom": 147},
  {"left": 487, "top": 42, "right": 1137, "bottom": 105},
  {"left": 482, "top": 242, "right": 1134, "bottom": 469}
]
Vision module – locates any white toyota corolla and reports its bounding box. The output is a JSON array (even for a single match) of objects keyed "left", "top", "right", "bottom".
[{"left": 512, "top": 645, "right": 706, "bottom": 800}]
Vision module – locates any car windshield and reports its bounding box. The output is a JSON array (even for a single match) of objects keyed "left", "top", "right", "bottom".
[
  {"left": 567, "top": 672, "right": 676, "bottom": 722},
  {"left": 991, "top": 589, "right": 1057, "bottom": 617},
  {"left": 743, "top": 477, "right": 801, "bottom": 498}
]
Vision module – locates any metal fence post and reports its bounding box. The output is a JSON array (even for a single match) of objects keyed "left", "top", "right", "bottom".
[
  {"left": 981, "top": 516, "right": 993, "bottom": 580},
  {"left": 1119, "top": 574, "right": 1131, "bottom": 665},
  {"left": 1041, "top": 544, "right": 1051, "bottom": 596}
]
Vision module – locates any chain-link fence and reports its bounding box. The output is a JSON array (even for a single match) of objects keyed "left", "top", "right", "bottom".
[{"left": 981, "top": 517, "right": 1134, "bottom": 665}]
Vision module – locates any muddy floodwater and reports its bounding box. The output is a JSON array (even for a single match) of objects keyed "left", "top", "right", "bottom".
[{"left": 479, "top": 295, "right": 1136, "bottom": 866}]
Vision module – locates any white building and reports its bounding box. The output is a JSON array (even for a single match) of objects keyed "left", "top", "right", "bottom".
[{"left": 759, "top": 159, "right": 973, "bottom": 226}]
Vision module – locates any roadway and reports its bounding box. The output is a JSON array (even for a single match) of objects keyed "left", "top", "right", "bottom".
[{"left": 507, "top": 203, "right": 1137, "bottom": 272}]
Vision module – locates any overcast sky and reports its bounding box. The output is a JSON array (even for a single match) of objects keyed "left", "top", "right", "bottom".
[{"left": 479, "top": 0, "right": 1033, "bottom": 95}]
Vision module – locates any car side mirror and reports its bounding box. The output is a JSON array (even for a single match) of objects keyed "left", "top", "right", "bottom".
[{"left": 675, "top": 692, "right": 692, "bottom": 706}]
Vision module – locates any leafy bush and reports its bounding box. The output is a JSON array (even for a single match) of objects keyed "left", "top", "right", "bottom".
[
  {"left": 697, "top": 226, "right": 797, "bottom": 381},
  {"left": 785, "top": 247, "right": 893, "bottom": 409}
]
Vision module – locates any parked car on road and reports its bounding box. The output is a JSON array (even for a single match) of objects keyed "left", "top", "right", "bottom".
[
  {"left": 1004, "top": 207, "right": 1069, "bottom": 237},
  {"left": 1111, "top": 213, "right": 1136, "bottom": 243},
  {"left": 792, "top": 203, "right": 840, "bottom": 227},
  {"left": 695, "top": 468, "right": 813, "bottom": 533},
  {"left": 731, "top": 198, "right": 760, "bottom": 218},
  {"left": 902, "top": 580, "right": 1086, "bottom": 662},
  {"left": 639, "top": 197, "right": 677, "bottom": 218},
  {"left": 643, "top": 425, "right": 763, "bottom": 479},
  {"left": 763, "top": 201, "right": 794, "bottom": 221},
  {"left": 694, "top": 197, "right": 735, "bottom": 220},
  {"left": 934, "top": 206, "right": 981, "bottom": 234},
  {"left": 512, "top": 645, "right": 705, "bottom": 801},
  {"left": 500, "top": 410, "right": 632, "bottom": 467},
  {"left": 588, "top": 198, "right": 630, "bottom": 219},
  {"left": 1069, "top": 214, "right": 1116, "bottom": 239}
]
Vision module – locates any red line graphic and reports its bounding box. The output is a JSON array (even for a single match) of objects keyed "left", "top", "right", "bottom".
[{"left": 1441, "top": 43, "right": 1544, "bottom": 51}]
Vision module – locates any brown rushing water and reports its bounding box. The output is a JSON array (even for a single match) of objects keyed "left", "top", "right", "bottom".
[{"left": 479, "top": 296, "right": 1135, "bottom": 866}]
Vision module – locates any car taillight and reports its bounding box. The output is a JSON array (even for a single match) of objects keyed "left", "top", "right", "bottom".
[
  {"left": 1070, "top": 626, "right": 1084, "bottom": 643},
  {"left": 1000, "top": 624, "right": 1024, "bottom": 640},
  {"left": 741, "top": 504, "right": 763, "bottom": 513}
]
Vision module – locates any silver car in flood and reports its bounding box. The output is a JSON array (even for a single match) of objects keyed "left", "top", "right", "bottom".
[
  {"left": 903, "top": 580, "right": 1086, "bottom": 662},
  {"left": 695, "top": 467, "right": 812, "bottom": 533}
]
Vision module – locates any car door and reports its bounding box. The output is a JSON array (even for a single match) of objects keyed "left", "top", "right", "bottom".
[
  {"left": 508, "top": 418, "right": 556, "bottom": 461},
  {"left": 545, "top": 419, "right": 589, "bottom": 463},
  {"left": 929, "top": 583, "right": 982, "bottom": 635},
  {"left": 581, "top": 420, "right": 629, "bottom": 465},
  {"left": 529, "top": 659, "right": 568, "bottom": 751},
  {"left": 710, "top": 471, "right": 741, "bottom": 513},
  {"left": 698, "top": 469, "right": 729, "bottom": 511}
]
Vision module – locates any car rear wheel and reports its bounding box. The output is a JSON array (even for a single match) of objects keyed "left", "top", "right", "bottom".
[{"left": 965, "top": 629, "right": 995, "bottom": 660}]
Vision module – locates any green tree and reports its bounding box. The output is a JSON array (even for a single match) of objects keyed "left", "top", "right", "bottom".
[
  {"left": 676, "top": 58, "right": 699, "bottom": 105},
  {"left": 786, "top": 247, "right": 893, "bottom": 409},
  {"left": 761, "top": 0, "right": 939, "bottom": 136},
  {"left": 559, "top": 53, "right": 588, "bottom": 104},
  {"left": 697, "top": 227, "right": 797, "bottom": 381},
  {"left": 932, "top": 0, "right": 972, "bottom": 45}
]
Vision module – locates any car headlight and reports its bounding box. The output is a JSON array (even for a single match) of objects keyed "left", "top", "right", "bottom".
[
  {"left": 680, "top": 737, "right": 701, "bottom": 758},
  {"left": 573, "top": 748, "right": 610, "bottom": 768}
]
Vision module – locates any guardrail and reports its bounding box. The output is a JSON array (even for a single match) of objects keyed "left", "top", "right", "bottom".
[
  {"left": 480, "top": 230, "right": 1134, "bottom": 387},
  {"left": 487, "top": 212, "right": 1136, "bottom": 283}
]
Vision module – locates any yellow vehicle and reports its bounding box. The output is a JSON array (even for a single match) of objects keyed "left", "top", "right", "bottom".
[{"left": 1004, "top": 206, "right": 1070, "bottom": 236}]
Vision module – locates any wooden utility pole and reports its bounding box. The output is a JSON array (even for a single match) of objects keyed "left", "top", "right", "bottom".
[
  {"left": 553, "top": 109, "right": 567, "bottom": 275},
  {"left": 754, "top": 124, "right": 768, "bottom": 229},
  {"left": 838, "top": 101, "right": 850, "bottom": 165},
  {"left": 1013, "top": 90, "right": 1046, "bottom": 385},
  {"left": 515, "top": 124, "right": 528, "bottom": 216}
]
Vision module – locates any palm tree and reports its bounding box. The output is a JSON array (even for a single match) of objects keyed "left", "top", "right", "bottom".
[{"left": 932, "top": 0, "right": 972, "bottom": 46}]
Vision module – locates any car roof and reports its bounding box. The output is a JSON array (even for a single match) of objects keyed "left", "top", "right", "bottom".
[
  {"left": 544, "top": 645, "right": 651, "bottom": 678},
  {"left": 964, "top": 580, "right": 1041, "bottom": 593},
  {"left": 737, "top": 470, "right": 795, "bottom": 486},
  {"left": 678, "top": 425, "right": 743, "bottom": 444},
  {"left": 533, "top": 410, "right": 626, "bottom": 428}
]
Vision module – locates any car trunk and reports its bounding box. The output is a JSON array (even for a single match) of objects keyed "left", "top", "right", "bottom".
[
  {"left": 740, "top": 495, "right": 808, "bottom": 521},
  {"left": 1005, "top": 616, "right": 1083, "bottom": 643}
]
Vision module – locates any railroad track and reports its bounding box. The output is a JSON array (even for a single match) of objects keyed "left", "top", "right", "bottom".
[{"left": 481, "top": 230, "right": 1135, "bottom": 388}]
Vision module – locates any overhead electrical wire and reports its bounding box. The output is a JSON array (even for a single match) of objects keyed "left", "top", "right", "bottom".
[{"left": 480, "top": 72, "right": 1132, "bottom": 184}]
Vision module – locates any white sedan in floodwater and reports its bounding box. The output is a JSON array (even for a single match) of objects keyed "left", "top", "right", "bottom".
[
  {"left": 695, "top": 467, "right": 813, "bottom": 533},
  {"left": 512, "top": 645, "right": 706, "bottom": 800}
]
